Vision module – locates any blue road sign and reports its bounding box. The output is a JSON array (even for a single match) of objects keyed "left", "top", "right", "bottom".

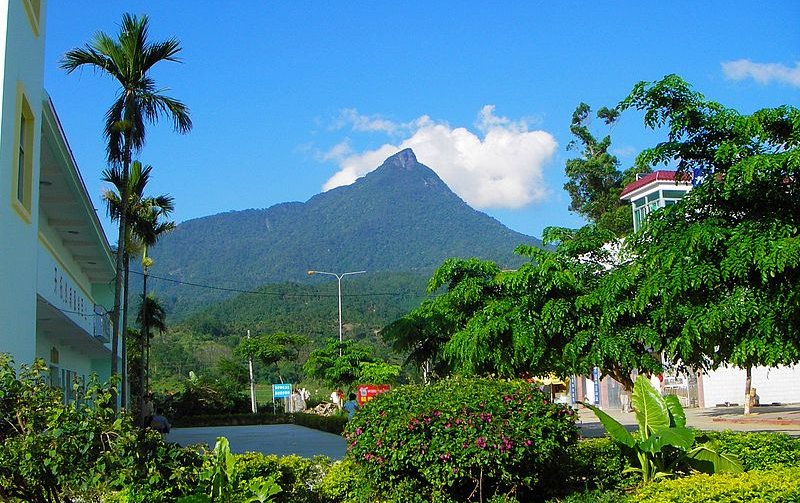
[{"left": 272, "top": 383, "right": 292, "bottom": 399}]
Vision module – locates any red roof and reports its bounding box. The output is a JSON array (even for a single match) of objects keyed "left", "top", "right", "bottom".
[{"left": 620, "top": 170, "right": 690, "bottom": 199}]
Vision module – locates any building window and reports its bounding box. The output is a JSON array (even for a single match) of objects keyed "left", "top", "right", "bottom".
[
  {"left": 631, "top": 188, "right": 689, "bottom": 232},
  {"left": 12, "top": 90, "right": 34, "bottom": 222},
  {"left": 22, "top": 0, "right": 42, "bottom": 36}
]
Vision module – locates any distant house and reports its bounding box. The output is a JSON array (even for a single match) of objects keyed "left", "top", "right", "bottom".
[
  {"left": 0, "top": 0, "right": 118, "bottom": 398},
  {"left": 619, "top": 171, "right": 800, "bottom": 408}
]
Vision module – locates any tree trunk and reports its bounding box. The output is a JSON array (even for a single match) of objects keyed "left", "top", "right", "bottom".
[
  {"left": 744, "top": 365, "right": 753, "bottom": 415},
  {"left": 109, "top": 155, "right": 130, "bottom": 412},
  {"left": 121, "top": 252, "right": 130, "bottom": 410},
  {"left": 139, "top": 271, "right": 148, "bottom": 427},
  {"left": 609, "top": 365, "right": 635, "bottom": 392}
]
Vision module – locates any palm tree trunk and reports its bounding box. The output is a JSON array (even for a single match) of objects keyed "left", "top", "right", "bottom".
[
  {"left": 121, "top": 252, "right": 130, "bottom": 410},
  {"left": 110, "top": 174, "right": 128, "bottom": 412},
  {"left": 139, "top": 271, "right": 148, "bottom": 427}
]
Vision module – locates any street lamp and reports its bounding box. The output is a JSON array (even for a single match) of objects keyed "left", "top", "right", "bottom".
[{"left": 307, "top": 270, "right": 366, "bottom": 351}]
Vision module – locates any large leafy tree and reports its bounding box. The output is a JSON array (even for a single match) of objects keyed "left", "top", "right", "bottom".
[
  {"left": 236, "top": 333, "right": 307, "bottom": 371},
  {"left": 303, "top": 338, "right": 376, "bottom": 392},
  {"left": 61, "top": 14, "right": 192, "bottom": 404},
  {"left": 614, "top": 75, "right": 800, "bottom": 410},
  {"left": 564, "top": 103, "right": 648, "bottom": 236},
  {"left": 102, "top": 160, "right": 175, "bottom": 408},
  {"left": 389, "top": 230, "right": 661, "bottom": 387}
]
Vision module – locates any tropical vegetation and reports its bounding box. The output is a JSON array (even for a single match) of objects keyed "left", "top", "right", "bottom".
[{"left": 61, "top": 13, "right": 192, "bottom": 405}]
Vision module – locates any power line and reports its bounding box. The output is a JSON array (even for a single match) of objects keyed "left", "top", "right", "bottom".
[{"left": 128, "top": 270, "right": 423, "bottom": 299}]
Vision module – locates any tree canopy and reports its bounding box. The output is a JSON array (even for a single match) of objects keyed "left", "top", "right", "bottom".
[
  {"left": 615, "top": 75, "right": 800, "bottom": 372},
  {"left": 386, "top": 76, "right": 799, "bottom": 394}
]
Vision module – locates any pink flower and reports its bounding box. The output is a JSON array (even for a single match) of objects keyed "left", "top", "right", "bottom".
[{"left": 476, "top": 437, "right": 487, "bottom": 449}]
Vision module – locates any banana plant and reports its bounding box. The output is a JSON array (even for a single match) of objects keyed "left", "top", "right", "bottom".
[{"left": 580, "top": 375, "right": 742, "bottom": 483}]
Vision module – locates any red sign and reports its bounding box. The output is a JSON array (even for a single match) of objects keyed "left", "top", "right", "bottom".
[{"left": 356, "top": 384, "right": 390, "bottom": 406}]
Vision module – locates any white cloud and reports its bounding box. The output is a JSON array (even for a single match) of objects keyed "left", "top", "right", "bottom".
[
  {"left": 722, "top": 59, "right": 800, "bottom": 87},
  {"left": 331, "top": 108, "right": 419, "bottom": 135},
  {"left": 322, "top": 107, "right": 558, "bottom": 209}
]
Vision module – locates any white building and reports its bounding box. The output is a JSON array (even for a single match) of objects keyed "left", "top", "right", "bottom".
[
  {"left": 0, "top": 0, "right": 118, "bottom": 396},
  {"left": 619, "top": 171, "right": 800, "bottom": 407}
]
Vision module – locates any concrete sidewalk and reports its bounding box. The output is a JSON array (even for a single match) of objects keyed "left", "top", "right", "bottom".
[{"left": 577, "top": 403, "right": 800, "bottom": 437}]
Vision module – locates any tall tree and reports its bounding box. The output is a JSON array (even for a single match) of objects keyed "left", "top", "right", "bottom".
[
  {"left": 615, "top": 75, "right": 800, "bottom": 412},
  {"left": 304, "top": 338, "right": 376, "bottom": 392},
  {"left": 102, "top": 161, "right": 175, "bottom": 408},
  {"left": 564, "top": 103, "right": 649, "bottom": 236},
  {"left": 61, "top": 14, "right": 192, "bottom": 408}
]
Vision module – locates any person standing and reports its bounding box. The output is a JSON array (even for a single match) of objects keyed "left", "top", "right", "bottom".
[
  {"left": 331, "top": 389, "right": 342, "bottom": 410},
  {"left": 342, "top": 393, "right": 359, "bottom": 420}
]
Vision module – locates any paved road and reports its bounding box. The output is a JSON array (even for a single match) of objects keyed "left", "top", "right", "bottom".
[
  {"left": 167, "top": 405, "right": 800, "bottom": 461},
  {"left": 166, "top": 424, "right": 347, "bottom": 459},
  {"left": 578, "top": 403, "right": 800, "bottom": 437}
]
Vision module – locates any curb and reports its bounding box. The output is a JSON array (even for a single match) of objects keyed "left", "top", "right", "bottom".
[{"left": 711, "top": 417, "right": 800, "bottom": 426}]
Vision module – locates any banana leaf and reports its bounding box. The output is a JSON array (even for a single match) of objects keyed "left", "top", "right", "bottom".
[
  {"left": 631, "top": 375, "right": 669, "bottom": 436},
  {"left": 579, "top": 401, "right": 635, "bottom": 448},
  {"left": 639, "top": 426, "right": 695, "bottom": 453},
  {"left": 663, "top": 394, "right": 686, "bottom": 428},
  {"left": 686, "top": 441, "right": 744, "bottom": 474}
]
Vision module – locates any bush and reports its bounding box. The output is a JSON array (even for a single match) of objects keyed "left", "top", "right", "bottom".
[
  {"left": 317, "top": 458, "right": 363, "bottom": 503},
  {"left": 293, "top": 412, "right": 348, "bottom": 435},
  {"left": 344, "top": 377, "right": 579, "bottom": 502},
  {"left": 550, "top": 438, "right": 637, "bottom": 495},
  {"left": 630, "top": 467, "right": 800, "bottom": 502},
  {"left": 234, "top": 452, "right": 332, "bottom": 503},
  {"left": 705, "top": 430, "right": 800, "bottom": 470},
  {"left": 544, "top": 489, "right": 630, "bottom": 503}
]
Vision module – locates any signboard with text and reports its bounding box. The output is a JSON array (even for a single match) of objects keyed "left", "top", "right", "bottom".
[
  {"left": 272, "top": 383, "right": 292, "bottom": 399},
  {"left": 356, "top": 384, "right": 390, "bottom": 406}
]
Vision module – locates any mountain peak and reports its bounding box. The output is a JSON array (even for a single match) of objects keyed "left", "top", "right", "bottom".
[{"left": 386, "top": 148, "right": 418, "bottom": 169}]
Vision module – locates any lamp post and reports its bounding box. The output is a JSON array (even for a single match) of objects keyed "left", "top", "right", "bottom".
[{"left": 307, "top": 270, "right": 366, "bottom": 353}]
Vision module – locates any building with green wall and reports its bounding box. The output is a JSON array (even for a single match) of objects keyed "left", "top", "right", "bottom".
[{"left": 0, "top": 0, "right": 119, "bottom": 396}]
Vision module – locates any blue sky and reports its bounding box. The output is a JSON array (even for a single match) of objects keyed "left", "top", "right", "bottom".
[{"left": 44, "top": 2, "right": 800, "bottom": 240}]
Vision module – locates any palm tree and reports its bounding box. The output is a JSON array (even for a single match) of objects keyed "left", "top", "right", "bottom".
[
  {"left": 61, "top": 14, "right": 191, "bottom": 407},
  {"left": 102, "top": 161, "right": 175, "bottom": 410},
  {"left": 135, "top": 292, "right": 167, "bottom": 424}
]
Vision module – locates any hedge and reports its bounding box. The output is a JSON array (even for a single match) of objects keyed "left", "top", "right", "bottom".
[{"left": 631, "top": 467, "right": 800, "bottom": 502}]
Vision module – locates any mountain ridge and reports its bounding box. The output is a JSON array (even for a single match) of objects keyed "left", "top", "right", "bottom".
[{"left": 146, "top": 149, "right": 540, "bottom": 317}]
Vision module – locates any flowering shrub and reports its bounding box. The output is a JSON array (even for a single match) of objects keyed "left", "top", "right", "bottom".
[{"left": 344, "top": 377, "right": 578, "bottom": 502}]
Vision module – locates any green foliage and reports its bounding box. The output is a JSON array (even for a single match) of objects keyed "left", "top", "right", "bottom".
[
  {"left": 0, "top": 354, "right": 204, "bottom": 503},
  {"left": 316, "top": 458, "right": 363, "bottom": 503},
  {"left": 705, "top": 431, "right": 800, "bottom": 471},
  {"left": 237, "top": 333, "right": 308, "bottom": 368},
  {"left": 582, "top": 376, "right": 742, "bottom": 484},
  {"left": 166, "top": 370, "right": 250, "bottom": 419},
  {"left": 389, "top": 228, "right": 662, "bottom": 387},
  {"left": 630, "top": 467, "right": 800, "bottom": 503},
  {"left": 358, "top": 361, "right": 401, "bottom": 385},
  {"left": 615, "top": 75, "right": 800, "bottom": 373},
  {"left": 564, "top": 102, "right": 649, "bottom": 237},
  {"left": 234, "top": 453, "right": 331, "bottom": 503},
  {"left": 205, "top": 437, "right": 238, "bottom": 502},
  {"left": 0, "top": 355, "right": 119, "bottom": 502},
  {"left": 557, "top": 438, "right": 638, "bottom": 493},
  {"left": 150, "top": 272, "right": 425, "bottom": 391},
  {"left": 304, "top": 338, "right": 377, "bottom": 392},
  {"left": 292, "top": 412, "right": 348, "bottom": 435},
  {"left": 344, "top": 377, "right": 579, "bottom": 502},
  {"left": 544, "top": 489, "right": 630, "bottom": 503}
]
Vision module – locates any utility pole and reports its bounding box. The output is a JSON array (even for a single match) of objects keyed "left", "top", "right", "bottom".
[{"left": 247, "top": 329, "right": 257, "bottom": 414}]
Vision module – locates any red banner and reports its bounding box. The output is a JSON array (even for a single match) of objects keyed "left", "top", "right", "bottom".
[{"left": 356, "top": 384, "right": 390, "bottom": 406}]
